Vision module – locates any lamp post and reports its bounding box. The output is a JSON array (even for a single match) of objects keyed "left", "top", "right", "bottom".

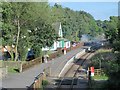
[
  {"left": 99, "top": 55, "right": 104, "bottom": 75},
  {"left": 99, "top": 59, "right": 101, "bottom": 70}
]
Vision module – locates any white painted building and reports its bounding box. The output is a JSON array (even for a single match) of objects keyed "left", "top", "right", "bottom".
[{"left": 42, "top": 22, "right": 71, "bottom": 51}]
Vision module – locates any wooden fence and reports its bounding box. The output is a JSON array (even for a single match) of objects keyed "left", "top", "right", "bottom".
[
  {"left": 70, "top": 42, "right": 84, "bottom": 50},
  {"left": 2, "top": 42, "right": 84, "bottom": 73},
  {"left": 0, "top": 67, "right": 8, "bottom": 79},
  {"left": 94, "top": 69, "right": 104, "bottom": 75},
  {"left": 48, "top": 42, "right": 84, "bottom": 61},
  {"left": 0, "top": 59, "right": 42, "bottom": 73},
  {"left": 48, "top": 49, "right": 63, "bottom": 60},
  {"left": 2, "top": 61, "right": 21, "bottom": 69},
  {"left": 21, "top": 57, "right": 42, "bottom": 72}
]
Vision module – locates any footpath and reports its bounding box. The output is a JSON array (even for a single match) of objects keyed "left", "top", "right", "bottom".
[{"left": 1, "top": 47, "right": 84, "bottom": 89}]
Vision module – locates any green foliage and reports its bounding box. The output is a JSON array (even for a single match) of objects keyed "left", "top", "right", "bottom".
[
  {"left": 90, "top": 49, "right": 120, "bottom": 89},
  {"left": 103, "top": 16, "right": 118, "bottom": 44},
  {"left": 2, "top": 2, "right": 57, "bottom": 60},
  {"left": 42, "top": 80, "right": 49, "bottom": 86},
  {"left": 93, "top": 75, "right": 108, "bottom": 80},
  {"left": 51, "top": 4, "right": 102, "bottom": 41},
  {"left": 102, "top": 16, "right": 120, "bottom": 89},
  {"left": 8, "top": 67, "right": 19, "bottom": 73}
]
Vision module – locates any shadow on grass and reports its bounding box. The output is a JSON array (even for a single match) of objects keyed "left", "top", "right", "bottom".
[
  {"left": 8, "top": 67, "right": 20, "bottom": 73},
  {"left": 14, "top": 68, "right": 20, "bottom": 72}
]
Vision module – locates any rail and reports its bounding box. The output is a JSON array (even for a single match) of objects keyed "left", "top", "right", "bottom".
[
  {"left": 28, "top": 66, "right": 51, "bottom": 90},
  {"left": 70, "top": 77, "right": 75, "bottom": 90},
  {"left": 71, "top": 53, "right": 92, "bottom": 89},
  {"left": 57, "top": 52, "right": 92, "bottom": 89},
  {"left": 28, "top": 72, "right": 46, "bottom": 90}
]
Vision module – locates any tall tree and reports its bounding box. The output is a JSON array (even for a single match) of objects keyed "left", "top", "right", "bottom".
[{"left": 2, "top": 2, "right": 57, "bottom": 60}]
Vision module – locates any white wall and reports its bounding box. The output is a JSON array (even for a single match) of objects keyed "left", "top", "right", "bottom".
[
  {"left": 56, "top": 41, "right": 60, "bottom": 48},
  {"left": 42, "top": 41, "right": 71, "bottom": 51},
  {"left": 65, "top": 41, "right": 71, "bottom": 48},
  {"left": 42, "top": 41, "right": 57, "bottom": 51},
  {"left": 52, "top": 41, "right": 57, "bottom": 50}
]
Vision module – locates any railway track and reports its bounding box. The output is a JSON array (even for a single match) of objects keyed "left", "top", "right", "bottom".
[
  {"left": 57, "top": 52, "right": 93, "bottom": 90},
  {"left": 64, "top": 52, "right": 91, "bottom": 77}
]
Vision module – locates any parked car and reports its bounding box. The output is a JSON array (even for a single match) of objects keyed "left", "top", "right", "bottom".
[
  {"left": 2, "top": 51, "right": 11, "bottom": 60},
  {"left": 26, "top": 50, "right": 35, "bottom": 61}
]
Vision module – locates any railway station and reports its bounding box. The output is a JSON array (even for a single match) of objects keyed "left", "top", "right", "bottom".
[{"left": 1, "top": 1, "right": 119, "bottom": 90}]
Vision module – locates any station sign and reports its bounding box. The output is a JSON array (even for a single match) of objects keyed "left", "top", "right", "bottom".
[{"left": 90, "top": 66, "right": 94, "bottom": 76}]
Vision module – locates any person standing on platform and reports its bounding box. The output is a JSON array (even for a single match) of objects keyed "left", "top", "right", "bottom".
[
  {"left": 44, "top": 54, "right": 49, "bottom": 63},
  {"left": 64, "top": 47, "right": 67, "bottom": 55}
]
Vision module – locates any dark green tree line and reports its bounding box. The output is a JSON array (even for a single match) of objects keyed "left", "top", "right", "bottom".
[{"left": 101, "top": 16, "right": 120, "bottom": 89}]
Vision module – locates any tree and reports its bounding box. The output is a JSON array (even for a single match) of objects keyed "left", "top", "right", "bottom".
[
  {"left": 103, "top": 16, "right": 118, "bottom": 44},
  {"left": 103, "top": 16, "right": 120, "bottom": 89},
  {"left": 2, "top": 2, "right": 57, "bottom": 60},
  {"left": 51, "top": 4, "right": 102, "bottom": 41},
  {"left": 2, "top": 2, "right": 35, "bottom": 61}
]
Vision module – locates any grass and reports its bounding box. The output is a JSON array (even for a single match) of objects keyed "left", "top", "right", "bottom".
[
  {"left": 41, "top": 80, "right": 49, "bottom": 90},
  {"left": 89, "top": 49, "right": 113, "bottom": 89},
  {"left": 42, "top": 80, "right": 49, "bottom": 86},
  {"left": 8, "top": 67, "right": 20, "bottom": 73},
  {"left": 1, "top": 60, "right": 26, "bottom": 73},
  {"left": 93, "top": 75, "right": 108, "bottom": 80},
  {"left": 90, "top": 75, "right": 108, "bottom": 89},
  {"left": 0, "top": 60, "right": 19, "bottom": 73},
  {"left": 97, "top": 49, "right": 111, "bottom": 53}
]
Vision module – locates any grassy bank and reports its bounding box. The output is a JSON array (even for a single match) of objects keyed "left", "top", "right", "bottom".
[
  {"left": 93, "top": 75, "right": 108, "bottom": 80},
  {"left": 89, "top": 49, "right": 117, "bottom": 89}
]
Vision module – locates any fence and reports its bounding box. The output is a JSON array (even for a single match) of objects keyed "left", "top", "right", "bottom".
[
  {"left": 28, "top": 66, "right": 51, "bottom": 89},
  {"left": 2, "top": 61, "right": 21, "bottom": 73},
  {"left": 0, "top": 67, "right": 8, "bottom": 79},
  {"left": 48, "top": 42, "right": 84, "bottom": 61},
  {"left": 94, "top": 69, "right": 104, "bottom": 75},
  {"left": 48, "top": 49, "right": 63, "bottom": 60},
  {"left": 43, "top": 67, "right": 51, "bottom": 77},
  {"left": 22, "top": 42, "right": 84, "bottom": 72},
  {"left": 2, "top": 61, "right": 21, "bottom": 69},
  {"left": 1, "top": 58, "right": 42, "bottom": 73},
  {"left": 1, "top": 42, "right": 84, "bottom": 73},
  {"left": 21, "top": 57, "right": 42, "bottom": 72},
  {"left": 70, "top": 42, "right": 84, "bottom": 50}
]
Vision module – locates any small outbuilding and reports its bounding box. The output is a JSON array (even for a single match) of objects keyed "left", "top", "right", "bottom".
[{"left": 42, "top": 22, "right": 71, "bottom": 51}]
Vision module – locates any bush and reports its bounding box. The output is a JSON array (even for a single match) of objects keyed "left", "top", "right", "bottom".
[{"left": 42, "top": 80, "right": 49, "bottom": 86}]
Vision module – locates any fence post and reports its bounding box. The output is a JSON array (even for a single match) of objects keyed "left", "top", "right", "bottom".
[
  {"left": 40, "top": 58, "right": 42, "bottom": 63},
  {"left": 38, "top": 76, "right": 40, "bottom": 88},
  {"left": 6, "top": 66, "right": 8, "bottom": 75},
  {"left": 19, "top": 62, "right": 22, "bottom": 73},
  {"left": 43, "top": 72, "right": 46, "bottom": 80},
  {"left": 33, "top": 81, "right": 36, "bottom": 90}
]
